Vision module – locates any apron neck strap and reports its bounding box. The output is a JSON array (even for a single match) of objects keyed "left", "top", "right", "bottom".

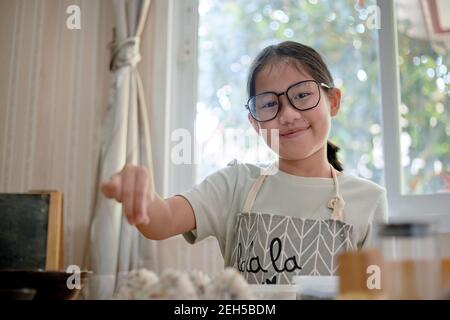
[
  {"left": 328, "top": 165, "right": 345, "bottom": 221},
  {"left": 242, "top": 173, "right": 270, "bottom": 214},
  {"left": 241, "top": 161, "right": 278, "bottom": 213},
  {"left": 242, "top": 162, "right": 345, "bottom": 220}
]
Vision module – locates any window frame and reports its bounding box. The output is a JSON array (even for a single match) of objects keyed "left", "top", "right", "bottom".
[
  {"left": 377, "top": 0, "right": 450, "bottom": 230},
  {"left": 155, "top": 0, "right": 198, "bottom": 197},
  {"left": 166, "top": 0, "right": 450, "bottom": 230}
]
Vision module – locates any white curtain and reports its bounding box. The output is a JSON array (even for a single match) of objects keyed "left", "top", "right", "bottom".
[{"left": 87, "top": 0, "right": 155, "bottom": 300}]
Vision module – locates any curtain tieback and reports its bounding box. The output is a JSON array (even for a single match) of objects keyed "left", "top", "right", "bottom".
[{"left": 110, "top": 37, "right": 141, "bottom": 71}]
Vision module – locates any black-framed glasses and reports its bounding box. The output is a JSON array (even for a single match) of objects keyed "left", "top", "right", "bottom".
[{"left": 245, "top": 80, "right": 332, "bottom": 122}]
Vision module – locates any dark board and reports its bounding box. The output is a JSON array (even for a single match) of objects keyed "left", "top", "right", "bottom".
[{"left": 0, "top": 194, "right": 50, "bottom": 270}]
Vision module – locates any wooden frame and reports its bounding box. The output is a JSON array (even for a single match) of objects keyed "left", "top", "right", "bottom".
[
  {"left": 28, "top": 190, "right": 64, "bottom": 270},
  {"left": 424, "top": 0, "right": 450, "bottom": 34}
]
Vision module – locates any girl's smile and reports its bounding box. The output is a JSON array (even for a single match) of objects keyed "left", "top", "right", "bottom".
[{"left": 279, "top": 126, "right": 311, "bottom": 139}]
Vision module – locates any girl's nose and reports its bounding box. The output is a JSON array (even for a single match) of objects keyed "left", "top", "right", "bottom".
[{"left": 278, "top": 95, "right": 302, "bottom": 124}]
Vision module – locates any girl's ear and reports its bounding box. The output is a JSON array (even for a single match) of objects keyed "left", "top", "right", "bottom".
[
  {"left": 248, "top": 113, "right": 260, "bottom": 133},
  {"left": 327, "top": 88, "right": 342, "bottom": 117}
]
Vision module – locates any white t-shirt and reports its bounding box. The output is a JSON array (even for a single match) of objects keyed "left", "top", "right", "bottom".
[{"left": 178, "top": 160, "right": 388, "bottom": 267}]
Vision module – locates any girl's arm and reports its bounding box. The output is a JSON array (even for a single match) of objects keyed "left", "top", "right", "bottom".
[{"left": 100, "top": 164, "right": 196, "bottom": 240}]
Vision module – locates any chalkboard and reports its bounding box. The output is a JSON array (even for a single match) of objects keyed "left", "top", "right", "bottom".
[{"left": 0, "top": 192, "right": 64, "bottom": 270}]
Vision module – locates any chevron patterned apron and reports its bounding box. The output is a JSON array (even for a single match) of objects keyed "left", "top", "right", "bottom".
[{"left": 230, "top": 163, "right": 355, "bottom": 284}]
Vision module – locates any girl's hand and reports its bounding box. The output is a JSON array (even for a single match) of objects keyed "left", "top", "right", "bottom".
[{"left": 101, "top": 164, "right": 152, "bottom": 225}]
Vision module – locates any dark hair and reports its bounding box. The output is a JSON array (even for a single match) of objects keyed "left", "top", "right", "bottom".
[{"left": 247, "top": 41, "right": 343, "bottom": 172}]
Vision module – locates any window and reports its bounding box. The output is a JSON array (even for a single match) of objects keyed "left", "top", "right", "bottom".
[
  {"left": 377, "top": 0, "right": 450, "bottom": 225},
  {"left": 395, "top": 0, "right": 450, "bottom": 195}
]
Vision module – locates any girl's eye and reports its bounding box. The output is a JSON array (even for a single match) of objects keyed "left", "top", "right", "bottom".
[
  {"left": 261, "top": 101, "right": 278, "bottom": 109},
  {"left": 293, "top": 92, "right": 311, "bottom": 100}
]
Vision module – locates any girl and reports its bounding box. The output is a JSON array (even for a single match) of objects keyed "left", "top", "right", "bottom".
[{"left": 101, "top": 41, "right": 388, "bottom": 285}]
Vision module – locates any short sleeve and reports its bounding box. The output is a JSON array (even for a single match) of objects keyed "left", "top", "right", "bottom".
[
  {"left": 360, "top": 189, "right": 388, "bottom": 248},
  {"left": 176, "top": 160, "right": 240, "bottom": 248}
]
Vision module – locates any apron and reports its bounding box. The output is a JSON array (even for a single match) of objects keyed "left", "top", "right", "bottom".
[{"left": 230, "top": 162, "right": 355, "bottom": 285}]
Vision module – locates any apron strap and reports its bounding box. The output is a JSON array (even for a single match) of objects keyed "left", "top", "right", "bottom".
[
  {"left": 242, "top": 174, "right": 268, "bottom": 213},
  {"left": 241, "top": 162, "right": 346, "bottom": 220},
  {"left": 241, "top": 162, "right": 278, "bottom": 213},
  {"left": 327, "top": 166, "right": 345, "bottom": 221}
]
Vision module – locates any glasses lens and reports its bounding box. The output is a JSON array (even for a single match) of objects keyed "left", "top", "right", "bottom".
[
  {"left": 249, "top": 93, "right": 279, "bottom": 121},
  {"left": 287, "top": 81, "right": 320, "bottom": 110}
]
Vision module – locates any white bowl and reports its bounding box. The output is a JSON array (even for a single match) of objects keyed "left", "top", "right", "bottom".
[
  {"left": 248, "top": 284, "right": 297, "bottom": 300},
  {"left": 292, "top": 276, "right": 338, "bottom": 300}
]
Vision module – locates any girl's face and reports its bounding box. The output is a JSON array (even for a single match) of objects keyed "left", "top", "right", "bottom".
[{"left": 248, "top": 62, "right": 341, "bottom": 161}]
